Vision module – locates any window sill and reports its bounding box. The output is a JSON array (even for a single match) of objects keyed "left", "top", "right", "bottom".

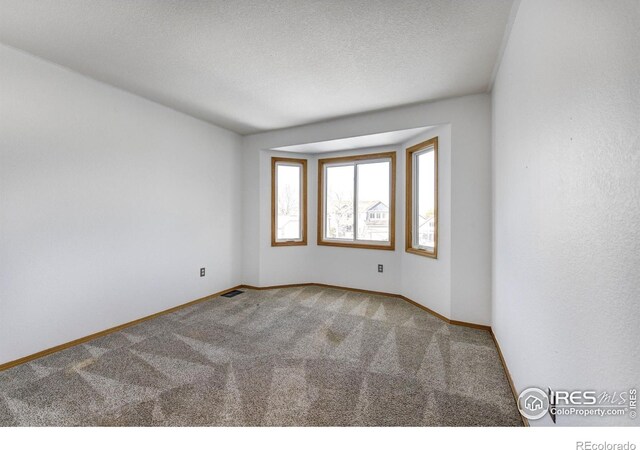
[
  {"left": 406, "top": 247, "right": 437, "bottom": 259},
  {"left": 318, "top": 240, "right": 395, "bottom": 251},
  {"left": 272, "top": 240, "right": 307, "bottom": 247}
]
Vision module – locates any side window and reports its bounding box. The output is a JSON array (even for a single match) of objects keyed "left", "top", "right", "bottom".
[
  {"left": 271, "top": 157, "right": 307, "bottom": 246},
  {"left": 406, "top": 137, "right": 438, "bottom": 258}
]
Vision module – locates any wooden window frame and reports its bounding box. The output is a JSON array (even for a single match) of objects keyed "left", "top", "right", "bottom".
[
  {"left": 317, "top": 151, "right": 396, "bottom": 251},
  {"left": 405, "top": 137, "right": 438, "bottom": 258},
  {"left": 271, "top": 157, "right": 307, "bottom": 247}
]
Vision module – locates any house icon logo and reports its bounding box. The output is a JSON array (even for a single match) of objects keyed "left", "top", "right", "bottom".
[
  {"left": 518, "top": 387, "right": 549, "bottom": 420},
  {"left": 524, "top": 395, "right": 543, "bottom": 411}
]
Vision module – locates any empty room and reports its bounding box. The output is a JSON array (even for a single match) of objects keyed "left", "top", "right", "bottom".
[{"left": 0, "top": 0, "right": 638, "bottom": 445}]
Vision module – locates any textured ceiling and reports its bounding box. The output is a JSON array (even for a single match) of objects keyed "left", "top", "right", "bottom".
[{"left": 0, "top": 0, "right": 514, "bottom": 134}]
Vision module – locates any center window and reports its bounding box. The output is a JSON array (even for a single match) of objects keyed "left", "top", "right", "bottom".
[{"left": 318, "top": 152, "right": 396, "bottom": 250}]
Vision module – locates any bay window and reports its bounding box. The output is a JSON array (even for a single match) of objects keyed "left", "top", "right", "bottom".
[{"left": 318, "top": 152, "right": 396, "bottom": 250}]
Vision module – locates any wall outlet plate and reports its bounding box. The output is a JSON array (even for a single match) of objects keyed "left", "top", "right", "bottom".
[
  {"left": 378, "top": 264, "right": 383, "bottom": 273},
  {"left": 200, "top": 267, "right": 205, "bottom": 277}
]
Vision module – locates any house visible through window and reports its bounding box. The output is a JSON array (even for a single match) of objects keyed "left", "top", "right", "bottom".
[
  {"left": 318, "top": 152, "right": 396, "bottom": 250},
  {"left": 271, "top": 157, "right": 307, "bottom": 246},
  {"left": 406, "top": 137, "right": 438, "bottom": 258}
]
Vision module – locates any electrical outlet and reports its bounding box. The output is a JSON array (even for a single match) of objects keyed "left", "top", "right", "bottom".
[
  {"left": 200, "top": 267, "right": 205, "bottom": 277},
  {"left": 378, "top": 264, "right": 383, "bottom": 273}
]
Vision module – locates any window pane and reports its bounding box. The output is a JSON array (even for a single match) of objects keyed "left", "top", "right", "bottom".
[
  {"left": 325, "top": 165, "right": 354, "bottom": 239},
  {"left": 357, "top": 161, "right": 390, "bottom": 242},
  {"left": 276, "top": 164, "right": 301, "bottom": 240},
  {"left": 416, "top": 150, "right": 435, "bottom": 248}
]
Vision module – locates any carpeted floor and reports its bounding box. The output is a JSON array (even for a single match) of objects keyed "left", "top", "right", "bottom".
[{"left": 0, "top": 286, "right": 522, "bottom": 426}]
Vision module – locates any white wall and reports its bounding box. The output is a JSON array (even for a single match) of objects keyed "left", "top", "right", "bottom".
[
  {"left": 258, "top": 149, "right": 317, "bottom": 287},
  {"left": 492, "top": 0, "right": 640, "bottom": 426},
  {"left": 400, "top": 126, "right": 452, "bottom": 319},
  {"left": 0, "top": 44, "right": 243, "bottom": 365},
  {"left": 243, "top": 94, "right": 492, "bottom": 324}
]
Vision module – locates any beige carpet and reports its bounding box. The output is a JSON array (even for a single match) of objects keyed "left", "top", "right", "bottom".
[{"left": 0, "top": 286, "right": 522, "bottom": 426}]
